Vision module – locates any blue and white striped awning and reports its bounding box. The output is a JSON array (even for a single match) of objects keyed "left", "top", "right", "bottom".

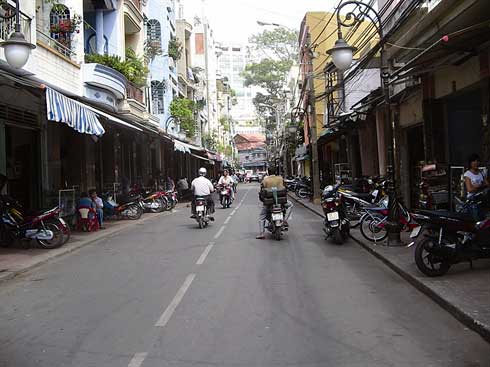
[{"left": 46, "top": 87, "right": 105, "bottom": 137}]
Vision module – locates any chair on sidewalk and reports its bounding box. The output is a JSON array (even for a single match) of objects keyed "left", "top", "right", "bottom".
[{"left": 76, "top": 206, "right": 100, "bottom": 232}]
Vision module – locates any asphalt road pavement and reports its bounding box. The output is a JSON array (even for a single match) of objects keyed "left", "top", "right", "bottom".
[{"left": 0, "top": 183, "right": 488, "bottom": 367}]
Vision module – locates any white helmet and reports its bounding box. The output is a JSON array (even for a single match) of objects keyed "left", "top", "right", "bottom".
[{"left": 198, "top": 167, "right": 207, "bottom": 176}]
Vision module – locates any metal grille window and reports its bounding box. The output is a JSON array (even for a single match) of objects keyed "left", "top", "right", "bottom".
[
  {"left": 147, "top": 19, "right": 162, "bottom": 50},
  {"left": 151, "top": 80, "right": 166, "bottom": 115},
  {"left": 49, "top": 5, "right": 71, "bottom": 52}
]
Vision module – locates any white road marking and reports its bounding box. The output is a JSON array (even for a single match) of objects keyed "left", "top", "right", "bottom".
[
  {"left": 214, "top": 225, "right": 226, "bottom": 239},
  {"left": 224, "top": 216, "right": 231, "bottom": 224},
  {"left": 128, "top": 353, "right": 148, "bottom": 367},
  {"left": 230, "top": 210, "right": 237, "bottom": 216},
  {"left": 155, "top": 274, "right": 196, "bottom": 327},
  {"left": 196, "top": 242, "right": 215, "bottom": 265},
  {"left": 289, "top": 212, "right": 293, "bottom": 221}
]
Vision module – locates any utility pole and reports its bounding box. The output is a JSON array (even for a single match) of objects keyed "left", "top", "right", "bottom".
[{"left": 306, "top": 33, "right": 321, "bottom": 204}]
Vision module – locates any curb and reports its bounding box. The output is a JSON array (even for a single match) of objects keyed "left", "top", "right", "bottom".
[
  {"left": 0, "top": 207, "right": 180, "bottom": 284},
  {"left": 289, "top": 194, "right": 490, "bottom": 344}
]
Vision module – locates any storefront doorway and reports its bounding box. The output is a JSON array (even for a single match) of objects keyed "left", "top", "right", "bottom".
[{"left": 4, "top": 125, "right": 40, "bottom": 208}]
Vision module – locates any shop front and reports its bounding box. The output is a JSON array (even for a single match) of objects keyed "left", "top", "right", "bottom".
[{"left": 0, "top": 78, "right": 44, "bottom": 209}]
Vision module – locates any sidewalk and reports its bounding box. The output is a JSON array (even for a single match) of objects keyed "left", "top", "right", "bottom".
[
  {"left": 289, "top": 194, "right": 490, "bottom": 344},
  {"left": 0, "top": 207, "right": 181, "bottom": 283}
]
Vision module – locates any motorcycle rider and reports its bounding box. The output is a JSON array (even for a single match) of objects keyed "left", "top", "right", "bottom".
[
  {"left": 218, "top": 169, "right": 235, "bottom": 201},
  {"left": 256, "top": 166, "right": 290, "bottom": 239},
  {"left": 191, "top": 167, "right": 215, "bottom": 220}
]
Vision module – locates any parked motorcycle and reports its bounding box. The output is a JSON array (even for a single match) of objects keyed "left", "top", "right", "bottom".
[
  {"left": 0, "top": 176, "right": 66, "bottom": 248},
  {"left": 358, "top": 197, "right": 418, "bottom": 242},
  {"left": 194, "top": 196, "right": 211, "bottom": 229},
  {"left": 102, "top": 192, "right": 144, "bottom": 220},
  {"left": 295, "top": 177, "right": 313, "bottom": 199},
  {"left": 338, "top": 180, "right": 387, "bottom": 228},
  {"left": 219, "top": 184, "right": 233, "bottom": 208},
  {"left": 284, "top": 176, "right": 297, "bottom": 192},
  {"left": 321, "top": 185, "right": 350, "bottom": 244},
  {"left": 0, "top": 193, "right": 71, "bottom": 245},
  {"left": 140, "top": 190, "right": 166, "bottom": 213},
  {"left": 0, "top": 204, "right": 64, "bottom": 249},
  {"left": 411, "top": 187, "right": 490, "bottom": 276}
]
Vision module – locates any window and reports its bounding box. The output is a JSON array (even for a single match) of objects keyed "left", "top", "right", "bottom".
[
  {"left": 147, "top": 19, "right": 162, "bottom": 50},
  {"left": 49, "top": 5, "right": 71, "bottom": 53},
  {"left": 151, "top": 80, "right": 166, "bottom": 115}
]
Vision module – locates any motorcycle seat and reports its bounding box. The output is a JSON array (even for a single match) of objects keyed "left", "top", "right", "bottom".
[{"left": 415, "top": 209, "right": 474, "bottom": 222}]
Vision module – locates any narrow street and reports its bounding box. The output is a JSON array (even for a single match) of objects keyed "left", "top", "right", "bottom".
[{"left": 0, "top": 184, "right": 488, "bottom": 367}]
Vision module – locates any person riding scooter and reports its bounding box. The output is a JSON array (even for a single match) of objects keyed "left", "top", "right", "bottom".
[
  {"left": 218, "top": 169, "right": 235, "bottom": 202},
  {"left": 256, "top": 167, "right": 291, "bottom": 239},
  {"left": 190, "top": 167, "right": 215, "bottom": 220}
]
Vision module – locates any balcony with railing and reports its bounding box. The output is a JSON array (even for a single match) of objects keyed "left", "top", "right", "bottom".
[
  {"left": 36, "top": 27, "right": 76, "bottom": 60},
  {"left": 120, "top": 81, "right": 147, "bottom": 122},
  {"left": 123, "top": 0, "right": 143, "bottom": 34},
  {"left": 0, "top": 10, "right": 31, "bottom": 43}
]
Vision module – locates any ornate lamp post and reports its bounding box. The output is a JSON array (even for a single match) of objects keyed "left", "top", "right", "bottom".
[
  {"left": 327, "top": 1, "right": 401, "bottom": 245},
  {"left": 0, "top": 0, "right": 36, "bottom": 68}
]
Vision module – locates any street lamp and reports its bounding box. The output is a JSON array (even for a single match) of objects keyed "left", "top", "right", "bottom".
[
  {"left": 0, "top": 0, "right": 36, "bottom": 68},
  {"left": 327, "top": 1, "right": 401, "bottom": 246}
]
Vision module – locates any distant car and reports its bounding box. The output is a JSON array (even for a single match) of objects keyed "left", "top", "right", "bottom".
[
  {"left": 249, "top": 174, "right": 260, "bottom": 182},
  {"left": 257, "top": 171, "right": 267, "bottom": 181}
]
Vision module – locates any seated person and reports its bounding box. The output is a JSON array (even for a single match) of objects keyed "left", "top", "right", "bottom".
[{"left": 89, "top": 189, "right": 105, "bottom": 229}]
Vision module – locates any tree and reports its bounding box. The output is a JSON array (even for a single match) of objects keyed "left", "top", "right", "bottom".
[
  {"left": 169, "top": 98, "right": 195, "bottom": 137},
  {"left": 249, "top": 28, "right": 298, "bottom": 61},
  {"left": 242, "top": 58, "right": 292, "bottom": 98},
  {"left": 242, "top": 27, "right": 298, "bottom": 119}
]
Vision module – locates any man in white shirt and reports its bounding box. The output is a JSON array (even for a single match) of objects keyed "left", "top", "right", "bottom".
[
  {"left": 191, "top": 167, "right": 215, "bottom": 219},
  {"left": 218, "top": 169, "right": 235, "bottom": 200}
]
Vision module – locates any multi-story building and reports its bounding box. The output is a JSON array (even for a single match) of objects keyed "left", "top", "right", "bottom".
[
  {"left": 146, "top": 0, "right": 179, "bottom": 133},
  {"left": 234, "top": 133, "right": 267, "bottom": 173},
  {"left": 216, "top": 43, "right": 264, "bottom": 140},
  {"left": 0, "top": 0, "right": 219, "bottom": 210},
  {"left": 312, "top": 0, "right": 490, "bottom": 209}
]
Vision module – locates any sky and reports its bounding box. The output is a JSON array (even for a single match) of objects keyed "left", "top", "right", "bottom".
[{"left": 182, "top": 0, "right": 339, "bottom": 44}]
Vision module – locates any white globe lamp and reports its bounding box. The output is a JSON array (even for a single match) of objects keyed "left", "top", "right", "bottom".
[{"left": 327, "top": 38, "right": 356, "bottom": 71}]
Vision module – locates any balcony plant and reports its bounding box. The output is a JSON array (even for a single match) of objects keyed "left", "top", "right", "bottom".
[
  {"left": 169, "top": 98, "right": 196, "bottom": 137},
  {"left": 168, "top": 36, "right": 183, "bottom": 61},
  {"left": 85, "top": 48, "right": 149, "bottom": 88}
]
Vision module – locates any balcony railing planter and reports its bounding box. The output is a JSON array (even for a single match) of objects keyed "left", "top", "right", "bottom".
[
  {"left": 37, "top": 27, "right": 76, "bottom": 60},
  {"left": 85, "top": 48, "right": 148, "bottom": 89}
]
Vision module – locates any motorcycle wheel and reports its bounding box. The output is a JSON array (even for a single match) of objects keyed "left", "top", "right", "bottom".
[
  {"left": 414, "top": 238, "right": 451, "bottom": 277},
  {"left": 360, "top": 215, "right": 388, "bottom": 242},
  {"left": 37, "top": 223, "right": 64, "bottom": 249},
  {"left": 48, "top": 218, "right": 71, "bottom": 244},
  {"left": 198, "top": 216, "right": 204, "bottom": 229},
  {"left": 273, "top": 226, "right": 282, "bottom": 241},
  {"left": 61, "top": 222, "right": 71, "bottom": 244},
  {"left": 332, "top": 228, "right": 344, "bottom": 245},
  {"left": 126, "top": 204, "right": 143, "bottom": 220},
  {"left": 297, "top": 188, "right": 309, "bottom": 199},
  {"left": 165, "top": 197, "right": 173, "bottom": 211}
]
